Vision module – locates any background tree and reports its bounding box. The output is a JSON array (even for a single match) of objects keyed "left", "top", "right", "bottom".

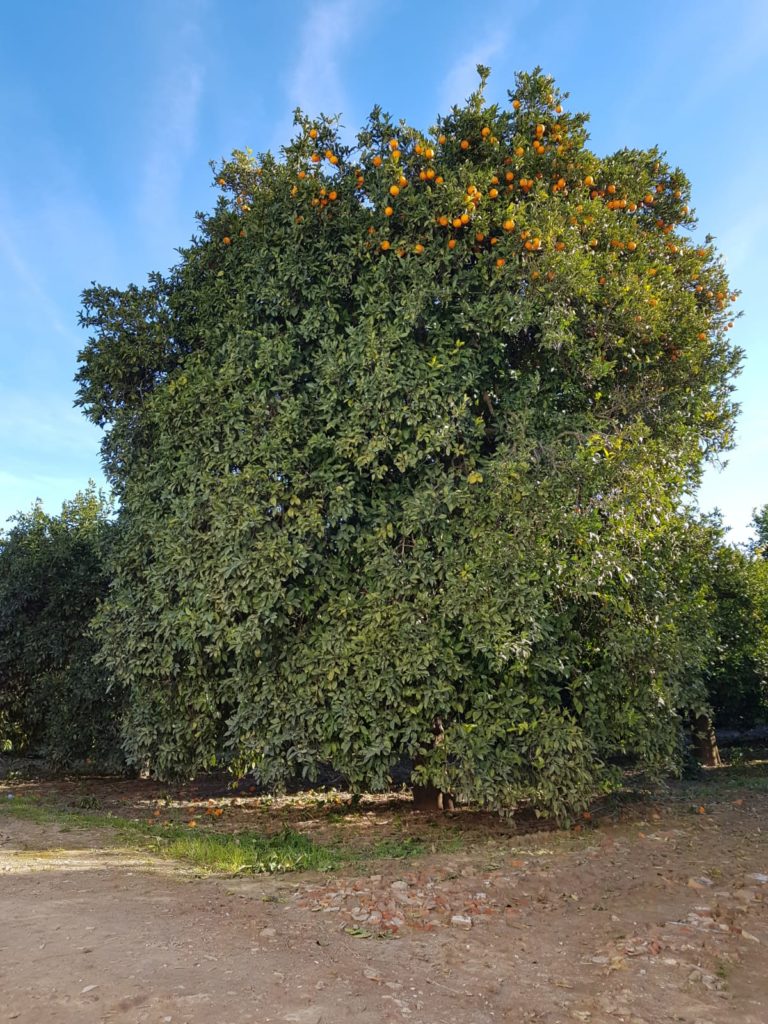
[
  {"left": 704, "top": 525, "right": 768, "bottom": 732},
  {"left": 77, "top": 69, "right": 741, "bottom": 815},
  {"left": 0, "top": 487, "right": 122, "bottom": 768},
  {"left": 750, "top": 504, "right": 768, "bottom": 559}
]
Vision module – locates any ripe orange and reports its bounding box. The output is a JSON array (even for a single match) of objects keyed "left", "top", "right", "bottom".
[
  {"left": 488, "top": 188, "right": 499, "bottom": 198},
  {"left": 222, "top": 236, "right": 231, "bottom": 245},
  {"left": 460, "top": 139, "right": 469, "bottom": 150},
  {"left": 460, "top": 212, "right": 470, "bottom": 225},
  {"left": 435, "top": 175, "right": 444, "bottom": 184},
  {"left": 309, "top": 128, "right": 318, "bottom": 139},
  {"left": 426, "top": 168, "right": 435, "bottom": 180},
  {"left": 425, "top": 147, "right": 435, "bottom": 160},
  {"left": 448, "top": 238, "right": 457, "bottom": 249},
  {"left": 626, "top": 241, "right": 637, "bottom": 251},
  {"left": 438, "top": 134, "right": 446, "bottom": 145},
  {"left": 584, "top": 175, "right": 594, "bottom": 187},
  {"left": 481, "top": 126, "right": 491, "bottom": 137},
  {"left": 512, "top": 99, "right": 521, "bottom": 110},
  {"left": 311, "top": 153, "right": 321, "bottom": 163},
  {"left": 328, "top": 191, "right": 337, "bottom": 201},
  {"left": 380, "top": 240, "right": 391, "bottom": 251},
  {"left": 452, "top": 217, "right": 463, "bottom": 228},
  {"left": 502, "top": 218, "right": 515, "bottom": 231},
  {"left": 329, "top": 154, "right": 339, "bottom": 165},
  {"left": 372, "top": 155, "right": 382, "bottom": 167},
  {"left": 437, "top": 215, "right": 449, "bottom": 226},
  {"left": 535, "top": 123, "right": 545, "bottom": 138},
  {"left": 515, "top": 146, "right": 525, "bottom": 157},
  {"left": 389, "top": 138, "right": 399, "bottom": 150},
  {"left": 217, "top": 177, "right": 226, "bottom": 186},
  {"left": 384, "top": 206, "right": 394, "bottom": 217},
  {"left": 495, "top": 257, "right": 505, "bottom": 267},
  {"left": 297, "top": 170, "right": 306, "bottom": 179},
  {"left": 392, "top": 150, "right": 401, "bottom": 161},
  {"left": 414, "top": 243, "right": 425, "bottom": 254},
  {"left": 389, "top": 185, "right": 400, "bottom": 197}
]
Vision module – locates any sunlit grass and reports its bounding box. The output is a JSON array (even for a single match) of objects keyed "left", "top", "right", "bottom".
[{"left": 0, "top": 795, "right": 341, "bottom": 873}]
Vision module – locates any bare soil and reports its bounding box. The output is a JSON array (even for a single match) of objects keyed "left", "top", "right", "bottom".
[{"left": 1, "top": 767, "right": 767, "bottom": 1024}]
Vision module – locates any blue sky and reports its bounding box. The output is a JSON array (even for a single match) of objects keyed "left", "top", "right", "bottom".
[{"left": 1, "top": 0, "right": 766, "bottom": 541}]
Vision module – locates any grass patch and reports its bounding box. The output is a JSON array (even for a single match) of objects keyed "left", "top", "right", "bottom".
[
  {"left": 159, "top": 827, "right": 343, "bottom": 874},
  {"left": 0, "top": 795, "right": 341, "bottom": 874}
]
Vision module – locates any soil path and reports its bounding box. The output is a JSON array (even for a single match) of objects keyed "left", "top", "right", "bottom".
[{"left": 1, "top": 796, "right": 767, "bottom": 1023}]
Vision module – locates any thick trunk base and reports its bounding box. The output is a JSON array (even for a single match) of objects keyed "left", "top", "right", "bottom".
[
  {"left": 411, "top": 784, "right": 455, "bottom": 812},
  {"left": 692, "top": 714, "right": 723, "bottom": 768}
]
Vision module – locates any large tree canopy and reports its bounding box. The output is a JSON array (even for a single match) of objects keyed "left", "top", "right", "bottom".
[{"left": 77, "top": 69, "right": 741, "bottom": 816}]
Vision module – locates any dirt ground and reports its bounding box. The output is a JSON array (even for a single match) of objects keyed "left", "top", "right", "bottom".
[{"left": 1, "top": 767, "right": 767, "bottom": 1024}]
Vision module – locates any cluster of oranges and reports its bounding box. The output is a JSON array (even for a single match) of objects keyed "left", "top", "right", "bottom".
[{"left": 211, "top": 102, "right": 727, "bottom": 346}]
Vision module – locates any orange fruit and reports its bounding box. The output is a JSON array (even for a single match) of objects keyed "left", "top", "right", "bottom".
[
  {"left": 414, "top": 243, "right": 425, "bottom": 254},
  {"left": 481, "top": 126, "right": 491, "bottom": 137},
  {"left": 584, "top": 175, "right": 594, "bottom": 187},
  {"left": 217, "top": 177, "right": 226, "bottom": 186},
  {"left": 372, "top": 155, "right": 383, "bottom": 167},
  {"left": 488, "top": 188, "right": 499, "bottom": 198},
  {"left": 424, "top": 147, "right": 435, "bottom": 160},
  {"left": 426, "top": 168, "right": 435, "bottom": 180},
  {"left": 311, "top": 153, "right": 321, "bottom": 163},
  {"left": 475, "top": 231, "right": 485, "bottom": 242},
  {"left": 222, "top": 236, "right": 231, "bottom": 245},
  {"left": 535, "top": 123, "right": 545, "bottom": 138},
  {"left": 495, "top": 257, "right": 505, "bottom": 267},
  {"left": 460, "top": 212, "right": 470, "bottom": 225},
  {"left": 448, "top": 238, "right": 457, "bottom": 249},
  {"left": 438, "top": 134, "right": 446, "bottom": 145},
  {"left": 384, "top": 206, "right": 393, "bottom": 217},
  {"left": 389, "top": 184, "right": 400, "bottom": 197},
  {"left": 515, "top": 146, "right": 525, "bottom": 157},
  {"left": 328, "top": 191, "right": 337, "bottom": 201},
  {"left": 329, "top": 154, "right": 339, "bottom": 165},
  {"left": 389, "top": 138, "right": 399, "bottom": 150},
  {"left": 626, "top": 241, "right": 637, "bottom": 251},
  {"left": 502, "top": 218, "right": 515, "bottom": 231},
  {"left": 512, "top": 99, "right": 520, "bottom": 110},
  {"left": 460, "top": 139, "right": 469, "bottom": 150},
  {"left": 297, "top": 170, "right": 306, "bottom": 179},
  {"left": 380, "top": 240, "right": 391, "bottom": 251},
  {"left": 435, "top": 176, "right": 444, "bottom": 184},
  {"left": 452, "top": 217, "right": 463, "bottom": 228},
  {"left": 437, "top": 215, "right": 449, "bottom": 226},
  {"left": 309, "top": 128, "right": 318, "bottom": 139}
]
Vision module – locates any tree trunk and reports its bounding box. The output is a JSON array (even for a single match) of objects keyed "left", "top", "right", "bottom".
[
  {"left": 692, "top": 714, "right": 723, "bottom": 767},
  {"left": 411, "top": 784, "right": 455, "bottom": 812}
]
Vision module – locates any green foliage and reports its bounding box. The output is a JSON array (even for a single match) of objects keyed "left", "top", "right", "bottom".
[
  {"left": 750, "top": 504, "right": 768, "bottom": 559},
  {"left": 76, "top": 69, "right": 742, "bottom": 816},
  {"left": 704, "top": 536, "right": 768, "bottom": 728},
  {"left": 0, "top": 487, "right": 123, "bottom": 768}
]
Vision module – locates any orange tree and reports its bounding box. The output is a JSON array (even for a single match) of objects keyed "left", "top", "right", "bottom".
[
  {"left": 0, "top": 488, "right": 122, "bottom": 768},
  {"left": 76, "top": 69, "right": 741, "bottom": 816}
]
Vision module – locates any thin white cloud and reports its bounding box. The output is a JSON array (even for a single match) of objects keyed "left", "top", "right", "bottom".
[
  {"left": 439, "top": 32, "right": 511, "bottom": 113},
  {"left": 137, "top": 3, "right": 206, "bottom": 236},
  {"left": 287, "top": 0, "right": 362, "bottom": 117},
  {"left": 279, "top": 0, "right": 374, "bottom": 149},
  {"left": 0, "top": 221, "right": 71, "bottom": 337}
]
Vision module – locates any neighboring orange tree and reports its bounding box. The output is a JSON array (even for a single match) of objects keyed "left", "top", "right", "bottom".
[
  {"left": 76, "top": 68, "right": 741, "bottom": 816},
  {"left": 0, "top": 488, "right": 122, "bottom": 768}
]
